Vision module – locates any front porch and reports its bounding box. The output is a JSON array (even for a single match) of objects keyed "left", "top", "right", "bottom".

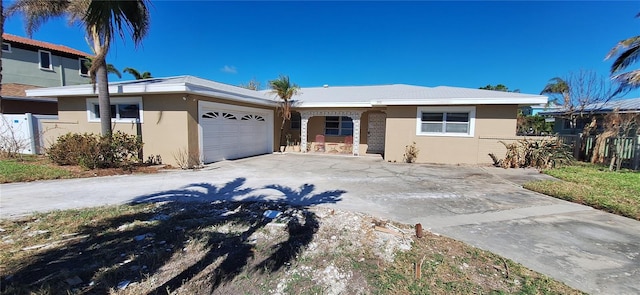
[{"left": 299, "top": 110, "right": 364, "bottom": 156}]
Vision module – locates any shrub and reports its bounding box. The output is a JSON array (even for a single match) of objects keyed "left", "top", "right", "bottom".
[
  {"left": 493, "top": 137, "right": 573, "bottom": 169},
  {"left": 403, "top": 142, "right": 420, "bottom": 163},
  {"left": 47, "top": 132, "right": 143, "bottom": 169},
  {"left": 172, "top": 147, "right": 201, "bottom": 169}
]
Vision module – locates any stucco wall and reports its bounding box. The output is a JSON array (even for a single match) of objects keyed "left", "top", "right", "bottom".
[
  {"left": 42, "top": 93, "right": 277, "bottom": 167},
  {"left": 2, "top": 47, "right": 90, "bottom": 87},
  {"left": 384, "top": 105, "right": 518, "bottom": 164}
]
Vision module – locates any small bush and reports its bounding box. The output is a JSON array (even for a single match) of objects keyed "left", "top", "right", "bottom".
[
  {"left": 496, "top": 137, "right": 573, "bottom": 169},
  {"left": 403, "top": 142, "right": 420, "bottom": 163},
  {"left": 172, "top": 148, "right": 201, "bottom": 169},
  {"left": 47, "top": 132, "right": 143, "bottom": 169}
]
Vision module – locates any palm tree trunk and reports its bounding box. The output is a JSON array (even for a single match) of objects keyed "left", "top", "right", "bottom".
[
  {"left": 97, "top": 63, "right": 112, "bottom": 136},
  {"left": 279, "top": 118, "right": 286, "bottom": 151},
  {"left": 92, "top": 30, "right": 112, "bottom": 136}
]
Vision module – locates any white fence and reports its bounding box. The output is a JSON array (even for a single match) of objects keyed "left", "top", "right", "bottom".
[{"left": 0, "top": 113, "right": 58, "bottom": 154}]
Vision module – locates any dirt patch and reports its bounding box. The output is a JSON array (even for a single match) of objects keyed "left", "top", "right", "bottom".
[{"left": 0, "top": 201, "right": 582, "bottom": 294}]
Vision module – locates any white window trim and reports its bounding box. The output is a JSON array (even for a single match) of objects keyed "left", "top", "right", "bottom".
[
  {"left": 38, "top": 50, "right": 53, "bottom": 70},
  {"left": 2, "top": 42, "right": 11, "bottom": 53},
  {"left": 86, "top": 97, "right": 144, "bottom": 123},
  {"left": 416, "top": 106, "right": 475, "bottom": 137},
  {"left": 79, "top": 58, "right": 90, "bottom": 77}
]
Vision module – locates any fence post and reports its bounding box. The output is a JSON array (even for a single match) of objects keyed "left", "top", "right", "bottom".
[
  {"left": 25, "top": 113, "right": 37, "bottom": 155},
  {"left": 633, "top": 135, "right": 640, "bottom": 171}
]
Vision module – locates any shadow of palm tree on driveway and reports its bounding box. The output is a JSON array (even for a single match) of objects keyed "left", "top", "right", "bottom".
[{"left": 1, "top": 177, "right": 346, "bottom": 294}]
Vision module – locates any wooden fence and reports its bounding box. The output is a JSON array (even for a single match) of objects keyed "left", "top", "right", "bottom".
[{"left": 558, "top": 134, "right": 640, "bottom": 170}]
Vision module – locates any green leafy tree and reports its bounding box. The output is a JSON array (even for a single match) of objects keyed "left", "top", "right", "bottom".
[
  {"left": 479, "top": 84, "right": 520, "bottom": 92},
  {"left": 269, "top": 75, "right": 300, "bottom": 149},
  {"left": 123, "top": 67, "right": 152, "bottom": 80},
  {"left": 8, "top": 0, "right": 150, "bottom": 136},
  {"left": 606, "top": 13, "right": 640, "bottom": 96}
]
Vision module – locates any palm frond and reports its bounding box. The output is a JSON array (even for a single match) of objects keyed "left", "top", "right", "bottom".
[
  {"left": 540, "top": 77, "right": 569, "bottom": 94},
  {"left": 611, "top": 70, "right": 640, "bottom": 96},
  {"left": 606, "top": 36, "right": 640, "bottom": 73},
  {"left": 6, "top": 0, "right": 72, "bottom": 37},
  {"left": 84, "top": 0, "right": 150, "bottom": 47}
]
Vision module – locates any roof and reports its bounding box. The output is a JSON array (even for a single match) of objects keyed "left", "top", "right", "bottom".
[
  {"left": 2, "top": 33, "right": 92, "bottom": 57},
  {"left": 26, "top": 75, "right": 548, "bottom": 107},
  {"left": 261, "top": 84, "right": 548, "bottom": 107},
  {"left": 26, "top": 75, "right": 277, "bottom": 107},
  {"left": 540, "top": 97, "right": 640, "bottom": 116},
  {"left": 1, "top": 83, "right": 42, "bottom": 97}
]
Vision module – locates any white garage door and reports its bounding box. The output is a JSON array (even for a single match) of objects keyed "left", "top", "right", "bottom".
[{"left": 199, "top": 101, "right": 273, "bottom": 163}]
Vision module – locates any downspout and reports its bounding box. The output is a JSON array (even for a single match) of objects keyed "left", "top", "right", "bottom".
[{"left": 58, "top": 55, "right": 66, "bottom": 86}]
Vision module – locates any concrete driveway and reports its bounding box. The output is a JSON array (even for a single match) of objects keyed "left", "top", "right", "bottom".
[{"left": 1, "top": 153, "right": 639, "bottom": 294}]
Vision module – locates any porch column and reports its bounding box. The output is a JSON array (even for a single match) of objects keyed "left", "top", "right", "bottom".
[
  {"left": 300, "top": 112, "right": 311, "bottom": 153},
  {"left": 348, "top": 112, "right": 363, "bottom": 156}
]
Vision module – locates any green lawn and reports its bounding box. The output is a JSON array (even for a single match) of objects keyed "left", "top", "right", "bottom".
[
  {"left": 0, "top": 158, "right": 72, "bottom": 183},
  {"left": 524, "top": 163, "right": 640, "bottom": 220}
]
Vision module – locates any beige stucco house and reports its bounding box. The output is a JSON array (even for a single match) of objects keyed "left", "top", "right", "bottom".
[{"left": 27, "top": 76, "right": 547, "bottom": 166}]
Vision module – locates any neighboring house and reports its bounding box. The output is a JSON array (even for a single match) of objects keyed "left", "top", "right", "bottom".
[
  {"left": 1, "top": 33, "right": 92, "bottom": 115},
  {"left": 519, "top": 102, "right": 562, "bottom": 116},
  {"left": 27, "top": 76, "right": 547, "bottom": 166},
  {"left": 541, "top": 97, "right": 640, "bottom": 134}
]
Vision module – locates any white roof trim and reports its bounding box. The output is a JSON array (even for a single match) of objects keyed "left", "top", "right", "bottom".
[
  {"left": 372, "top": 97, "right": 548, "bottom": 106},
  {"left": 25, "top": 76, "right": 548, "bottom": 108}
]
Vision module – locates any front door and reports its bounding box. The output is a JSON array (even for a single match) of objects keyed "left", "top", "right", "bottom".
[{"left": 367, "top": 112, "right": 386, "bottom": 153}]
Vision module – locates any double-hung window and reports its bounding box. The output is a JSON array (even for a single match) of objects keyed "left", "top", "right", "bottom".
[
  {"left": 2, "top": 43, "right": 11, "bottom": 53},
  {"left": 417, "top": 106, "right": 475, "bottom": 137},
  {"left": 290, "top": 112, "right": 301, "bottom": 129},
  {"left": 87, "top": 97, "right": 143, "bottom": 123},
  {"left": 79, "top": 58, "right": 90, "bottom": 76},
  {"left": 39, "top": 50, "right": 52, "bottom": 70},
  {"left": 325, "top": 116, "right": 353, "bottom": 136}
]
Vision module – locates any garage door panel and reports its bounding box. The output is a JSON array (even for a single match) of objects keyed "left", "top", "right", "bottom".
[{"left": 199, "top": 101, "right": 272, "bottom": 163}]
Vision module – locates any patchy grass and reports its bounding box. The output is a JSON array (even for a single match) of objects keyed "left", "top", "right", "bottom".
[
  {"left": 524, "top": 163, "right": 640, "bottom": 220},
  {"left": 0, "top": 157, "right": 72, "bottom": 183},
  {"left": 0, "top": 202, "right": 582, "bottom": 294},
  {"left": 0, "top": 155, "right": 162, "bottom": 184}
]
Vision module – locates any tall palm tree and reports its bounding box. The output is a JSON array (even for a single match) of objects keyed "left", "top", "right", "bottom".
[
  {"left": 540, "top": 77, "right": 569, "bottom": 106},
  {"left": 269, "top": 75, "right": 300, "bottom": 149},
  {"left": 606, "top": 13, "right": 640, "bottom": 96},
  {"left": 123, "top": 67, "right": 152, "bottom": 80},
  {"left": 8, "top": 0, "right": 150, "bottom": 136}
]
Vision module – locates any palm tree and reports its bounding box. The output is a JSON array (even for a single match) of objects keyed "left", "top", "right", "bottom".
[
  {"left": 8, "top": 0, "right": 150, "bottom": 136},
  {"left": 83, "top": 58, "right": 122, "bottom": 78},
  {"left": 606, "top": 13, "right": 640, "bottom": 96},
  {"left": 123, "top": 67, "right": 152, "bottom": 80},
  {"left": 540, "top": 77, "right": 569, "bottom": 106},
  {"left": 269, "top": 75, "right": 300, "bottom": 149}
]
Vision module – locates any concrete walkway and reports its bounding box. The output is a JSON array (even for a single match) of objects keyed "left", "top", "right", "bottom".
[{"left": 1, "top": 153, "right": 638, "bottom": 294}]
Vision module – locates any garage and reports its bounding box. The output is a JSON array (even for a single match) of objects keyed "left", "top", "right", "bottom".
[{"left": 199, "top": 101, "right": 274, "bottom": 163}]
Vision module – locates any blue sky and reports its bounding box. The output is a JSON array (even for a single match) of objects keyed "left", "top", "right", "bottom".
[{"left": 4, "top": 1, "right": 640, "bottom": 97}]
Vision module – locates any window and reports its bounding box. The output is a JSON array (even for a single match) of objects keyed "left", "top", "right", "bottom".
[
  {"left": 416, "top": 106, "right": 475, "bottom": 137},
  {"left": 79, "top": 58, "right": 90, "bottom": 76},
  {"left": 2, "top": 43, "right": 11, "bottom": 53},
  {"left": 87, "top": 97, "right": 143, "bottom": 123},
  {"left": 38, "top": 50, "right": 52, "bottom": 70},
  {"left": 325, "top": 116, "right": 353, "bottom": 136},
  {"left": 290, "top": 112, "right": 301, "bottom": 129}
]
